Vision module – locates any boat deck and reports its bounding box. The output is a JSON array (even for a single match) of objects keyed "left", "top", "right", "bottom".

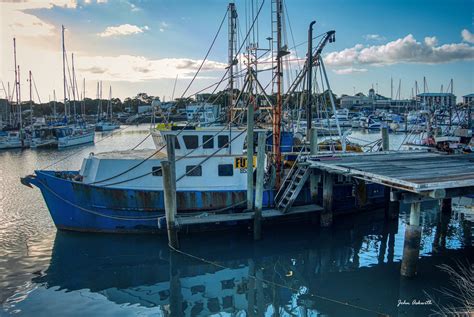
[{"left": 306, "top": 151, "right": 474, "bottom": 193}]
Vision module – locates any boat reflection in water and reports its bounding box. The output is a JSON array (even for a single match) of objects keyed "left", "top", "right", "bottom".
[{"left": 11, "top": 206, "right": 473, "bottom": 316}]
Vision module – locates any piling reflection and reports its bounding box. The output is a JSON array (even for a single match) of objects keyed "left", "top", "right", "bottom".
[{"left": 25, "top": 208, "right": 473, "bottom": 317}]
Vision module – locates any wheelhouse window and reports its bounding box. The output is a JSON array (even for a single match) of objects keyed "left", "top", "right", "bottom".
[
  {"left": 218, "top": 164, "right": 233, "bottom": 176},
  {"left": 183, "top": 135, "right": 198, "bottom": 149},
  {"left": 152, "top": 166, "right": 162, "bottom": 176},
  {"left": 186, "top": 165, "right": 202, "bottom": 176},
  {"left": 218, "top": 135, "right": 229, "bottom": 148},
  {"left": 203, "top": 135, "right": 214, "bottom": 149}
]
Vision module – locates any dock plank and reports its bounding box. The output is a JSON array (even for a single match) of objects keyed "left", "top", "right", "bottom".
[{"left": 308, "top": 151, "right": 474, "bottom": 192}]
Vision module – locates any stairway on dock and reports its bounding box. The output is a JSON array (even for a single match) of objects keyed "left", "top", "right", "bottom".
[{"left": 275, "top": 162, "right": 311, "bottom": 213}]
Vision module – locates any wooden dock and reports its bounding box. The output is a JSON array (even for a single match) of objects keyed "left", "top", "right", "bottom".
[
  {"left": 306, "top": 151, "right": 474, "bottom": 197},
  {"left": 176, "top": 204, "right": 322, "bottom": 226},
  {"left": 305, "top": 150, "right": 474, "bottom": 277}
]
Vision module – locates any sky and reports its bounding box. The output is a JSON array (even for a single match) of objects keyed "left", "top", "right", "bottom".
[{"left": 0, "top": 0, "right": 473, "bottom": 103}]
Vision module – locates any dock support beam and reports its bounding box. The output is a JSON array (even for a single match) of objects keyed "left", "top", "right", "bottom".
[
  {"left": 254, "top": 133, "right": 266, "bottom": 240},
  {"left": 381, "top": 125, "right": 389, "bottom": 151},
  {"left": 309, "top": 127, "right": 319, "bottom": 202},
  {"left": 162, "top": 135, "right": 179, "bottom": 249},
  {"left": 400, "top": 201, "right": 421, "bottom": 277},
  {"left": 321, "top": 171, "right": 334, "bottom": 227},
  {"left": 441, "top": 198, "right": 452, "bottom": 214},
  {"left": 246, "top": 95, "right": 255, "bottom": 211},
  {"left": 384, "top": 187, "right": 399, "bottom": 219}
]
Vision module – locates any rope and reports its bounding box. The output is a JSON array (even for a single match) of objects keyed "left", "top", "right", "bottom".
[
  {"left": 36, "top": 177, "right": 161, "bottom": 221},
  {"left": 168, "top": 243, "right": 389, "bottom": 317},
  {"left": 179, "top": 9, "right": 228, "bottom": 99},
  {"left": 36, "top": 176, "right": 247, "bottom": 221}
]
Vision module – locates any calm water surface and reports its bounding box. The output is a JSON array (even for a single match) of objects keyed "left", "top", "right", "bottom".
[{"left": 0, "top": 125, "right": 473, "bottom": 316}]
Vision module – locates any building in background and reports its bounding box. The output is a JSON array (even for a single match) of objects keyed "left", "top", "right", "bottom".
[
  {"left": 463, "top": 93, "right": 474, "bottom": 105},
  {"left": 416, "top": 93, "right": 456, "bottom": 108},
  {"left": 340, "top": 88, "right": 414, "bottom": 111}
]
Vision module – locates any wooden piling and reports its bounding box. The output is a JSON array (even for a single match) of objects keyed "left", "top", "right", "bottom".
[
  {"left": 162, "top": 135, "right": 179, "bottom": 249},
  {"left": 309, "top": 127, "right": 319, "bottom": 202},
  {"left": 162, "top": 161, "right": 179, "bottom": 249},
  {"left": 401, "top": 201, "right": 421, "bottom": 277},
  {"left": 441, "top": 198, "right": 452, "bottom": 214},
  {"left": 381, "top": 125, "right": 389, "bottom": 151},
  {"left": 321, "top": 171, "right": 334, "bottom": 227},
  {"left": 253, "top": 133, "right": 265, "bottom": 240},
  {"left": 247, "top": 98, "right": 255, "bottom": 211},
  {"left": 384, "top": 187, "right": 399, "bottom": 219}
]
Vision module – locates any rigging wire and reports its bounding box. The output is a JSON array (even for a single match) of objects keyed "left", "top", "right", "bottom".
[{"left": 179, "top": 9, "right": 228, "bottom": 99}]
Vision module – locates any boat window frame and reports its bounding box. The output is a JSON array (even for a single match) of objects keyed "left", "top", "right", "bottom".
[
  {"left": 182, "top": 135, "right": 199, "bottom": 149},
  {"left": 218, "top": 164, "right": 234, "bottom": 176},
  {"left": 152, "top": 166, "right": 163, "bottom": 176},
  {"left": 202, "top": 135, "right": 214, "bottom": 149},
  {"left": 218, "top": 135, "right": 229, "bottom": 148},
  {"left": 185, "top": 165, "right": 202, "bottom": 177}
]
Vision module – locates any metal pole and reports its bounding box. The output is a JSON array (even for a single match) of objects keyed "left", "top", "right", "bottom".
[
  {"left": 61, "top": 25, "right": 68, "bottom": 119},
  {"left": 272, "top": 0, "right": 283, "bottom": 186},
  {"left": 319, "top": 57, "right": 343, "bottom": 146},
  {"left": 306, "top": 21, "right": 316, "bottom": 135},
  {"left": 310, "top": 127, "right": 319, "bottom": 201},
  {"left": 29, "top": 70, "right": 32, "bottom": 124},
  {"left": 254, "top": 132, "right": 265, "bottom": 240}
]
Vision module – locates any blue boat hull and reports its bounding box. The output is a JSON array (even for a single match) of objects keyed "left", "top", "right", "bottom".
[
  {"left": 27, "top": 171, "right": 284, "bottom": 233},
  {"left": 26, "top": 171, "right": 385, "bottom": 234}
]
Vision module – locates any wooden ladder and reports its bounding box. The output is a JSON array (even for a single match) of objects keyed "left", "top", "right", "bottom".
[{"left": 275, "top": 163, "right": 311, "bottom": 213}]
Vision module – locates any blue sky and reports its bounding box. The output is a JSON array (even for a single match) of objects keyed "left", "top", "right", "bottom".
[{"left": 0, "top": 0, "right": 473, "bottom": 102}]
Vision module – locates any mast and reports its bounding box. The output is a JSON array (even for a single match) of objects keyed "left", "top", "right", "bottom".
[
  {"left": 17, "top": 65, "right": 22, "bottom": 128},
  {"left": 29, "top": 70, "right": 32, "bottom": 124},
  {"left": 53, "top": 89, "right": 57, "bottom": 119},
  {"left": 13, "top": 38, "right": 20, "bottom": 127},
  {"left": 227, "top": 2, "right": 237, "bottom": 122},
  {"left": 62, "top": 25, "right": 68, "bottom": 119},
  {"left": 82, "top": 78, "right": 86, "bottom": 116},
  {"left": 306, "top": 21, "right": 316, "bottom": 136},
  {"left": 72, "top": 53, "right": 77, "bottom": 118},
  {"left": 272, "top": 0, "right": 284, "bottom": 184},
  {"left": 108, "top": 85, "right": 112, "bottom": 120}
]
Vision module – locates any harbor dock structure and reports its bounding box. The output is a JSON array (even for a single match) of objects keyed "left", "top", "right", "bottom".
[{"left": 305, "top": 150, "right": 474, "bottom": 277}]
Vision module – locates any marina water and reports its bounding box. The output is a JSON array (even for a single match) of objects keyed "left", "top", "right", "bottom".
[{"left": 1, "top": 125, "right": 472, "bottom": 316}]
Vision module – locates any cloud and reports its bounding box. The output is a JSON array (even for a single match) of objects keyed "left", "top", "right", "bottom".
[
  {"left": 158, "top": 21, "right": 169, "bottom": 33},
  {"left": 462, "top": 29, "right": 474, "bottom": 44},
  {"left": 333, "top": 67, "right": 368, "bottom": 75},
  {"left": 97, "top": 24, "right": 148, "bottom": 37},
  {"left": 364, "top": 34, "right": 385, "bottom": 41},
  {"left": 325, "top": 33, "right": 474, "bottom": 67},
  {"left": 76, "top": 55, "right": 227, "bottom": 82}
]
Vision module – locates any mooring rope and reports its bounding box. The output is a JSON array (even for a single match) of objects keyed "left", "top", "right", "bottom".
[{"left": 168, "top": 243, "right": 390, "bottom": 316}]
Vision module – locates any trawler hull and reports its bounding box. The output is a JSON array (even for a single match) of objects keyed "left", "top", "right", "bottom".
[
  {"left": 25, "top": 170, "right": 281, "bottom": 233},
  {"left": 24, "top": 170, "right": 385, "bottom": 234}
]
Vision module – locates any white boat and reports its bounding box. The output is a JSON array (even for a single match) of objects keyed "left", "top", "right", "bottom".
[
  {"left": 30, "top": 126, "right": 58, "bottom": 148},
  {"left": 95, "top": 121, "right": 120, "bottom": 132},
  {"left": 57, "top": 125, "right": 95, "bottom": 148},
  {"left": 0, "top": 130, "right": 29, "bottom": 149}
]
